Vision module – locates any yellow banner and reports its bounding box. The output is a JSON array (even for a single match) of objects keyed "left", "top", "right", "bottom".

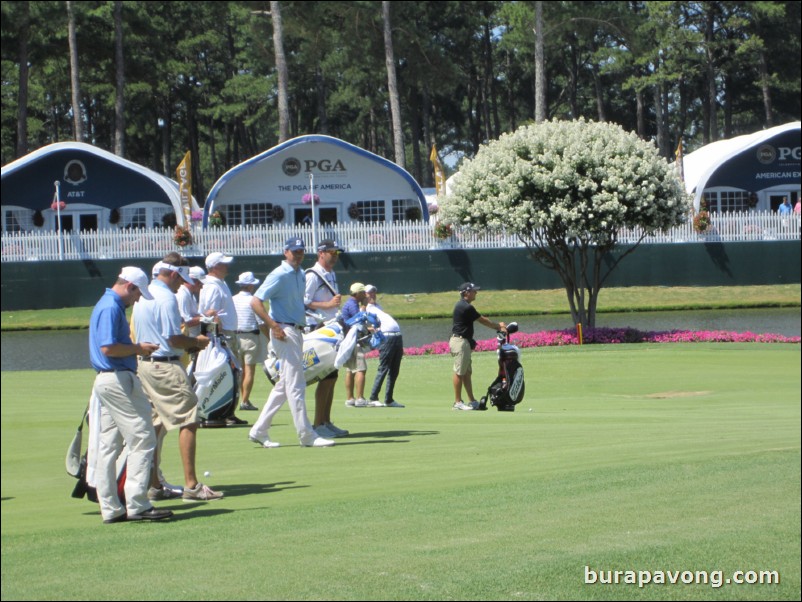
[
  {"left": 430, "top": 145, "right": 445, "bottom": 198},
  {"left": 176, "top": 151, "right": 192, "bottom": 228},
  {"left": 674, "top": 139, "right": 684, "bottom": 183}
]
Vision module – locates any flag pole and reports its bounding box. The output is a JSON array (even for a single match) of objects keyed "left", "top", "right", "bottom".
[
  {"left": 309, "top": 172, "right": 318, "bottom": 250},
  {"left": 54, "top": 180, "right": 64, "bottom": 261}
]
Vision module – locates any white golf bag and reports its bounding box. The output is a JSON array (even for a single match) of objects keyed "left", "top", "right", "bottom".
[
  {"left": 264, "top": 312, "right": 381, "bottom": 386},
  {"left": 188, "top": 320, "right": 241, "bottom": 423}
]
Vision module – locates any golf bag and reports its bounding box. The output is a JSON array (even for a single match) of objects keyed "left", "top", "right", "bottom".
[
  {"left": 68, "top": 396, "right": 127, "bottom": 503},
  {"left": 264, "top": 311, "right": 381, "bottom": 386},
  {"left": 478, "top": 322, "right": 525, "bottom": 412},
  {"left": 188, "top": 319, "right": 241, "bottom": 427}
]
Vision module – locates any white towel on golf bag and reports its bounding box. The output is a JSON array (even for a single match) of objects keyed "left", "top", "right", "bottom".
[{"left": 334, "top": 325, "right": 360, "bottom": 369}]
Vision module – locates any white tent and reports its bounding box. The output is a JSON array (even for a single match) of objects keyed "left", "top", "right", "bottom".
[{"left": 682, "top": 122, "right": 800, "bottom": 211}]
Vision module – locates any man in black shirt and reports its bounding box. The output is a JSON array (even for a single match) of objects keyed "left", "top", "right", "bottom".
[{"left": 449, "top": 282, "right": 506, "bottom": 410}]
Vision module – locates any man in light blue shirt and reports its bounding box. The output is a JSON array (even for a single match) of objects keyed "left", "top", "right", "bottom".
[
  {"left": 248, "top": 237, "right": 334, "bottom": 448},
  {"left": 133, "top": 257, "right": 222, "bottom": 503}
]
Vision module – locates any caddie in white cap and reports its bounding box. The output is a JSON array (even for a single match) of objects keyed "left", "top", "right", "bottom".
[
  {"left": 198, "top": 251, "right": 248, "bottom": 426},
  {"left": 188, "top": 266, "right": 206, "bottom": 284},
  {"left": 205, "top": 251, "right": 234, "bottom": 269}
]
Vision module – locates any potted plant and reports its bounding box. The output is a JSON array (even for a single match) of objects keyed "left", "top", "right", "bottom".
[
  {"left": 348, "top": 203, "right": 360, "bottom": 220},
  {"left": 693, "top": 210, "right": 710, "bottom": 234},
  {"left": 434, "top": 222, "right": 453, "bottom": 240},
  {"left": 173, "top": 225, "right": 193, "bottom": 247},
  {"left": 209, "top": 211, "right": 224, "bottom": 227}
]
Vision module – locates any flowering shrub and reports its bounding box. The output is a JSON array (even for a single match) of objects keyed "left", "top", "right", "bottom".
[
  {"left": 51, "top": 201, "right": 66, "bottom": 211},
  {"left": 272, "top": 205, "right": 285, "bottom": 222},
  {"left": 370, "top": 328, "right": 800, "bottom": 358},
  {"left": 443, "top": 118, "right": 692, "bottom": 329},
  {"left": 190, "top": 210, "right": 204, "bottom": 222},
  {"left": 208, "top": 211, "right": 224, "bottom": 227},
  {"left": 302, "top": 193, "right": 320, "bottom": 205},
  {"left": 348, "top": 203, "right": 360, "bottom": 219},
  {"left": 173, "top": 225, "right": 193, "bottom": 247}
]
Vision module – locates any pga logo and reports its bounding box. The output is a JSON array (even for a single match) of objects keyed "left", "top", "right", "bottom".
[
  {"left": 282, "top": 156, "right": 347, "bottom": 176},
  {"left": 756, "top": 144, "right": 801, "bottom": 164}
]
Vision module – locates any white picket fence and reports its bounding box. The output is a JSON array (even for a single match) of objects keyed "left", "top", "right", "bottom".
[{"left": 1, "top": 212, "right": 798, "bottom": 263}]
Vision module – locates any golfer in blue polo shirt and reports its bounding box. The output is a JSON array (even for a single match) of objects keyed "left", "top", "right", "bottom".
[{"left": 247, "top": 237, "right": 334, "bottom": 448}]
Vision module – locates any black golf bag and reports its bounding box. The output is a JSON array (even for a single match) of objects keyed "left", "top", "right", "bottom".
[{"left": 477, "top": 322, "right": 525, "bottom": 412}]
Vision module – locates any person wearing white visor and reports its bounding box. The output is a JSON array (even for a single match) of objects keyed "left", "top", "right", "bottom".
[{"left": 133, "top": 254, "right": 223, "bottom": 503}]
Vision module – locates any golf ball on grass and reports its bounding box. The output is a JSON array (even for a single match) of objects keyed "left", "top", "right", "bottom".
[{"left": 204, "top": 471, "right": 211, "bottom": 477}]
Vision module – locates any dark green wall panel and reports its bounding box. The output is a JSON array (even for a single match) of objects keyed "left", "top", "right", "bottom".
[{"left": 1, "top": 241, "right": 799, "bottom": 311}]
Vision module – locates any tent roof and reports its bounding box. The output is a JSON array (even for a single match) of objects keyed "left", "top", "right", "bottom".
[
  {"left": 1, "top": 142, "right": 196, "bottom": 224},
  {"left": 205, "top": 134, "right": 429, "bottom": 223},
  {"left": 682, "top": 121, "right": 801, "bottom": 202}
]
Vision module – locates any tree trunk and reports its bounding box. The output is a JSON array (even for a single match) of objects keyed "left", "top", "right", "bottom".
[
  {"left": 270, "top": 1, "right": 290, "bottom": 143},
  {"left": 636, "top": 89, "right": 645, "bottom": 138},
  {"left": 481, "top": 20, "right": 496, "bottom": 140},
  {"left": 422, "top": 87, "right": 433, "bottom": 187},
  {"left": 383, "top": 1, "right": 405, "bottom": 168},
  {"left": 66, "top": 1, "right": 83, "bottom": 141},
  {"left": 316, "top": 64, "right": 328, "bottom": 134},
  {"left": 592, "top": 63, "right": 606, "bottom": 122},
  {"left": 113, "top": 0, "right": 125, "bottom": 156},
  {"left": 16, "top": 1, "right": 30, "bottom": 157},
  {"left": 534, "top": 0, "right": 546, "bottom": 122},
  {"left": 654, "top": 82, "right": 665, "bottom": 157},
  {"left": 705, "top": 8, "right": 717, "bottom": 141},
  {"left": 759, "top": 48, "right": 773, "bottom": 127}
]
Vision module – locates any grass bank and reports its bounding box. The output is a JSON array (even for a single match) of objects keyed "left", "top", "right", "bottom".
[
  {"left": 2, "top": 343, "right": 800, "bottom": 600},
  {"left": 2, "top": 284, "right": 800, "bottom": 331}
]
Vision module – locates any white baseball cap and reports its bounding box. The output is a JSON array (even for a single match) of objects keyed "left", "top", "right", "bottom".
[
  {"left": 206, "top": 252, "right": 234, "bottom": 269},
  {"left": 235, "top": 271, "right": 260, "bottom": 286},
  {"left": 189, "top": 266, "right": 206, "bottom": 283},
  {"left": 364, "top": 284, "right": 377, "bottom": 293},
  {"left": 118, "top": 266, "right": 154, "bottom": 300}
]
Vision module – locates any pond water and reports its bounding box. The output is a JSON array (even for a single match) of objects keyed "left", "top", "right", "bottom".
[{"left": 2, "top": 307, "right": 798, "bottom": 372}]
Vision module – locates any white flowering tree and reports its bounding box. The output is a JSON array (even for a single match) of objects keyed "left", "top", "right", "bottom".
[{"left": 444, "top": 119, "right": 691, "bottom": 328}]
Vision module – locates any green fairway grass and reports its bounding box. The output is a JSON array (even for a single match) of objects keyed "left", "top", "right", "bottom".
[{"left": 1, "top": 343, "right": 800, "bottom": 600}]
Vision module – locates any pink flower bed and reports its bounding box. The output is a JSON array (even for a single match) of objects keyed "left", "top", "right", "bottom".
[{"left": 365, "top": 327, "right": 800, "bottom": 358}]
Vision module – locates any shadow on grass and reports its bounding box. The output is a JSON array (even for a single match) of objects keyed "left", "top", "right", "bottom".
[
  {"left": 329, "top": 430, "right": 440, "bottom": 446},
  {"left": 348, "top": 430, "right": 439, "bottom": 439},
  {"left": 215, "top": 481, "right": 308, "bottom": 497}
]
